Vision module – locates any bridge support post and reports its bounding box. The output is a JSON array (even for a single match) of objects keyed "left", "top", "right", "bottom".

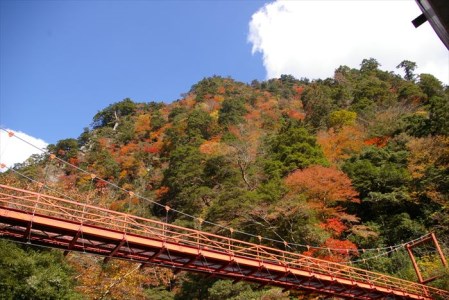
[{"left": 406, "top": 233, "right": 448, "bottom": 287}]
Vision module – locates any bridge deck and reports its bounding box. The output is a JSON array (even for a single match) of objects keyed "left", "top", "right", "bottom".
[{"left": 0, "top": 184, "right": 448, "bottom": 300}]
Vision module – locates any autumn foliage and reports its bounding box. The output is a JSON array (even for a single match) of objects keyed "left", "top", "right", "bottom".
[
  {"left": 285, "top": 165, "right": 359, "bottom": 204},
  {"left": 5, "top": 63, "right": 449, "bottom": 298}
]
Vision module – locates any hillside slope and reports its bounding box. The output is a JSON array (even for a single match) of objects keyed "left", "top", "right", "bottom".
[{"left": 2, "top": 58, "right": 449, "bottom": 299}]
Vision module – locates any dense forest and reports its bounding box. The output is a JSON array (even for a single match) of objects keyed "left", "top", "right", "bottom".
[{"left": 1, "top": 58, "right": 449, "bottom": 299}]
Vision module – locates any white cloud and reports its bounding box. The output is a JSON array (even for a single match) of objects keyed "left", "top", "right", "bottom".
[
  {"left": 0, "top": 129, "right": 48, "bottom": 171},
  {"left": 248, "top": 0, "right": 449, "bottom": 84}
]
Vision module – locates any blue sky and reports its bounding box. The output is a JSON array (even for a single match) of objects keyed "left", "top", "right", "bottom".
[
  {"left": 1, "top": 0, "right": 448, "bottom": 168},
  {"left": 1, "top": 0, "right": 266, "bottom": 144}
]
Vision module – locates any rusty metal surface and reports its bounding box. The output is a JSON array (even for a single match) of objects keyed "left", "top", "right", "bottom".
[{"left": 0, "top": 184, "right": 448, "bottom": 300}]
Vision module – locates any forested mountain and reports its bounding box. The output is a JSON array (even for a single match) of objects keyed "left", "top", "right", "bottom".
[{"left": 1, "top": 58, "right": 449, "bottom": 299}]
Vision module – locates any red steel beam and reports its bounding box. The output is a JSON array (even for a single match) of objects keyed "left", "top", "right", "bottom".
[
  {"left": 104, "top": 238, "right": 126, "bottom": 263},
  {"left": 63, "top": 228, "right": 81, "bottom": 256}
]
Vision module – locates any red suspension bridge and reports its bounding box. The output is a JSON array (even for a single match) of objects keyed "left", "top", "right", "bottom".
[{"left": 0, "top": 184, "right": 448, "bottom": 299}]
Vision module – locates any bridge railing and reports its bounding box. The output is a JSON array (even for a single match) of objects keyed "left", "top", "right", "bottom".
[{"left": 0, "top": 183, "right": 448, "bottom": 298}]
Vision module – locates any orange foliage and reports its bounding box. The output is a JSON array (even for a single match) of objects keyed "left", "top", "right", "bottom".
[
  {"left": 60, "top": 174, "right": 77, "bottom": 189},
  {"left": 135, "top": 114, "right": 151, "bottom": 135},
  {"left": 110, "top": 200, "right": 126, "bottom": 211},
  {"left": 150, "top": 124, "right": 170, "bottom": 141},
  {"left": 119, "top": 169, "right": 128, "bottom": 179},
  {"left": 179, "top": 95, "right": 196, "bottom": 108},
  {"left": 244, "top": 109, "right": 261, "bottom": 121},
  {"left": 294, "top": 85, "right": 305, "bottom": 95},
  {"left": 407, "top": 136, "right": 449, "bottom": 204},
  {"left": 119, "top": 155, "right": 136, "bottom": 170},
  {"left": 286, "top": 109, "right": 305, "bottom": 121},
  {"left": 257, "top": 97, "right": 277, "bottom": 112},
  {"left": 199, "top": 140, "right": 221, "bottom": 155},
  {"left": 68, "top": 157, "right": 79, "bottom": 166},
  {"left": 98, "top": 137, "right": 110, "bottom": 149},
  {"left": 285, "top": 165, "right": 359, "bottom": 204},
  {"left": 119, "top": 143, "right": 139, "bottom": 156},
  {"left": 228, "top": 125, "right": 242, "bottom": 139},
  {"left": 213, "top": 94, "right": 224, "bottom": 103},
  {"left": 324, "top": 238, "right": 358, "bottom": 255},
  {"left": 317, "top": 126, "right": 365, "bottom": 164},
  {"left": 217, "top": 86, "right": 226, "bottom": 94},
  {"left": 155, "top": 186, "right": 169, "bottom": 199},
  {"left": 159, "top": 106, "right": 170, "bottom": 120},
  {"left": 68, "top": 254, "right": 172, "bottom": 299},
  {"left": 407, "top": 136, "right": 449, "bottom": 180}
]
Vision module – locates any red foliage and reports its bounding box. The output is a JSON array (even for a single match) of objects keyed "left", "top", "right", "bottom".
[
  {"left": 320, "top": 218, "right": 347, "bottom": 236},
  {"left": 302, "top": 238, "right": 358, "bottom": 262},
  {"left": 144, "top": 145, "right": 160, "bottom": 154},
  {"left": 364, "top": 136, "right": 389, "bottom": 147},
  {"left": 68, "top": 157, "right": 79, "bottom": 166},
  {"left": 294, "top": 85, "right": 305, "bottom": 95},
  {"left": 95, "top": 179, "right": 108, "bottom": 189},
  {"left": 323, "top": 238, "right": 358, "bottom": 256}
]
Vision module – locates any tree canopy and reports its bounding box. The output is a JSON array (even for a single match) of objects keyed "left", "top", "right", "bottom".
[{"left": 3, "top": 58, "right": 449, "bottom": 299}]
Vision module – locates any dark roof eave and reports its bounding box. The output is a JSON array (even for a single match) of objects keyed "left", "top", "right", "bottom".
[{"left": 414, "top": 0, "right": 449, "bottom": 50}]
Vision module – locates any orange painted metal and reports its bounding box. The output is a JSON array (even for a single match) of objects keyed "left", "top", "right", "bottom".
[
  {"left": 406, "top": 233, "right": 448, "bottom": 285},
  {"left": 0, "top": 184, "right": 448, "bottom": 299}
]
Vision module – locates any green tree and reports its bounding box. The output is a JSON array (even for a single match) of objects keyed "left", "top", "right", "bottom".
[
  {"left": 173, "top": 274, "right": 215, "bottom": 300},
  {"left": 328, "top": 109, "right": 357, "bottom": 129},
  {"left": 0, "top": 241, "right": 79, "bottom": 300},
  {"left": 342, "top": 146, "right": 423, "bottom": 244},
  {"left": 353, "top": 76, "right": 393, "bottom": 108},
  {"left": 343, "top": 147, "right": 410, "bottom": 199},
  {"left": 397, "top": 80, "right": 425, "bottom": 102},
  {"left": 418, "top": 73, "right": 444, "bottom": 100},
  {"left": 85, "top": 147, "right": 120, "bottom": 181},
  {"left": 429, "top": 95, "right": 449, "bottom": 135},
  {"left": 92, "top": 98, "right": 137, "bottom": 129},
  {"left": 265, "top": 122, "right": 328, "bottom": 178},
  {"left": 360, "top": 58, "right": 381, "bottom": 74},
  {"left": 302, "top": 84, "right": 333, "bottom": 130},
  {"left": 187, "top": 109, "right": 214, "bottom": 140},
  {"left": 208, "top": 280, "right": 289, "bottom": 300},
  {"left": 218, "top": 98, "right": 247, "bottom": 126},
  {"left": 190, "top": 76, "right": 223, "bottom": 102},
  {"left": 160, "top": 144, "right": 209, "bottom": 215},
  {"left": 396, "top": 60, "right": 417, "bottom": 81},
  {"left": 150, "top": 110, "right": 166, "bottom": 131},
  {"left": 48, "top": 138, "right": 79, "bottom": 161}
]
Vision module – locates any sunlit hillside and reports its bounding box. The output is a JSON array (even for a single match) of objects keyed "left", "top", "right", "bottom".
[{"left": 1, "top": 58, "right": 448, "bottom": 299}]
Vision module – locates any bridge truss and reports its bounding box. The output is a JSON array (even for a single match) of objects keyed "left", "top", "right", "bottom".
[{"left": 0, "top": 184, "right": 448, "bottom": 299}]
